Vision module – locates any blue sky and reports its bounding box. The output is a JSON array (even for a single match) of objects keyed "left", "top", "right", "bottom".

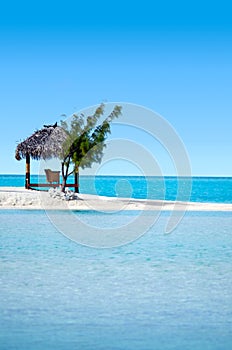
[{"left": 0, "top": 0, "right": 231, "bottom": 175}]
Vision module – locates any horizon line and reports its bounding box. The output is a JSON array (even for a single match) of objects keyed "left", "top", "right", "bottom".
[{"left": 0, "top": 173, "right": 232, "bottom": 178}]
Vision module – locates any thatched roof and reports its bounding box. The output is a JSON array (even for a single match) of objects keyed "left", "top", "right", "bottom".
[{"left": 15, "top": 123, "right": 67, "bottom": 161}]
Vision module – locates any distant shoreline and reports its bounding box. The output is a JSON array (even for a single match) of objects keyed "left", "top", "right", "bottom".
[{"left": 0, "top": 187, "right": 232, "bottom": 211}]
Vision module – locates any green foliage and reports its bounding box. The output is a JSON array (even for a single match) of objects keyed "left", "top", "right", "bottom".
[{"left": 60, "top": 104, "right": 122, "bottom": 185}]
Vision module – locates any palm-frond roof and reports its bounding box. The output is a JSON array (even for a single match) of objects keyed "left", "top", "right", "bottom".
[{"left": 15, "top": 123, "right": 67, "bottom": 161}]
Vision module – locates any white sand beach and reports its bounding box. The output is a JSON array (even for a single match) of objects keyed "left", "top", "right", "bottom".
[{"left": 0, "top": 187, "right": 232, "bottom": 211}]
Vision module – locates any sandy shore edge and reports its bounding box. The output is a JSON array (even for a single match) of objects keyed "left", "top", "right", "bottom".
[{"left": 0, "top": 187, "right": 231, "bottom": 211}]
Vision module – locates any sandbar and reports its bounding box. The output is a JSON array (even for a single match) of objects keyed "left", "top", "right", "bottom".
[{"left": 0, "top": 187, "right": 231, "bottom": 211}]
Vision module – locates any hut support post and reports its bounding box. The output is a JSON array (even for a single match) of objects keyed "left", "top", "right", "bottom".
[
  {"left": 25, "top": 154, "right": 30, "bottom": 189},
  {"left": 74, "top": 170, "right": 79, "bottom": 193}
]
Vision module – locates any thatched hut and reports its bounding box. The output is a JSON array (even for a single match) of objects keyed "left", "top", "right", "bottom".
[{"left": 15, "top": 123, "right": 70, "bottom": 189}]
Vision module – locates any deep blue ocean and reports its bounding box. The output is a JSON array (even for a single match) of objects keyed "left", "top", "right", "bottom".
[{"left": 0, "top": 174, "right": 232, "bottom": 203}]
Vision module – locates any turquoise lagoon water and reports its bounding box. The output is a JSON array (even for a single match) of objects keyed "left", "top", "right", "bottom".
[
  {"left": 1, "top": 175, "right": 232, "bottom": 203},
  {"left": 1, "top": 210, "right": 232, "bottom": 350},
  {"left": 0, "top": 176, "right": 232, "bottom": 349}
]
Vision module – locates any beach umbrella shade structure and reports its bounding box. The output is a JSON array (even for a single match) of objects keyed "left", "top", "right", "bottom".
[{"left": 15, "top": 123, "right": 68, "bottom": 189}]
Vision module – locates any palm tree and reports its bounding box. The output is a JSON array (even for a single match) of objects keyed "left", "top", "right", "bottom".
[{"left": 60, "top": 104, "right": 122, "bottom": 192}]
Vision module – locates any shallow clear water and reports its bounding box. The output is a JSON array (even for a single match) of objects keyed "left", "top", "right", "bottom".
[
  {"left": 0, "top": 210, "right": 232, "bottom": 349},
  {"left": 1, "top": 175, "right": 232, "bottom": 203}
]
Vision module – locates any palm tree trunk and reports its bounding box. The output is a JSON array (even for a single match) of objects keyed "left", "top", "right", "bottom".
[
  {"left": 74, "top": 169, "right": 79, "bottom": 193},
  {"left": 61, "top": 162, "right": 67, "bottom": 192}
]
